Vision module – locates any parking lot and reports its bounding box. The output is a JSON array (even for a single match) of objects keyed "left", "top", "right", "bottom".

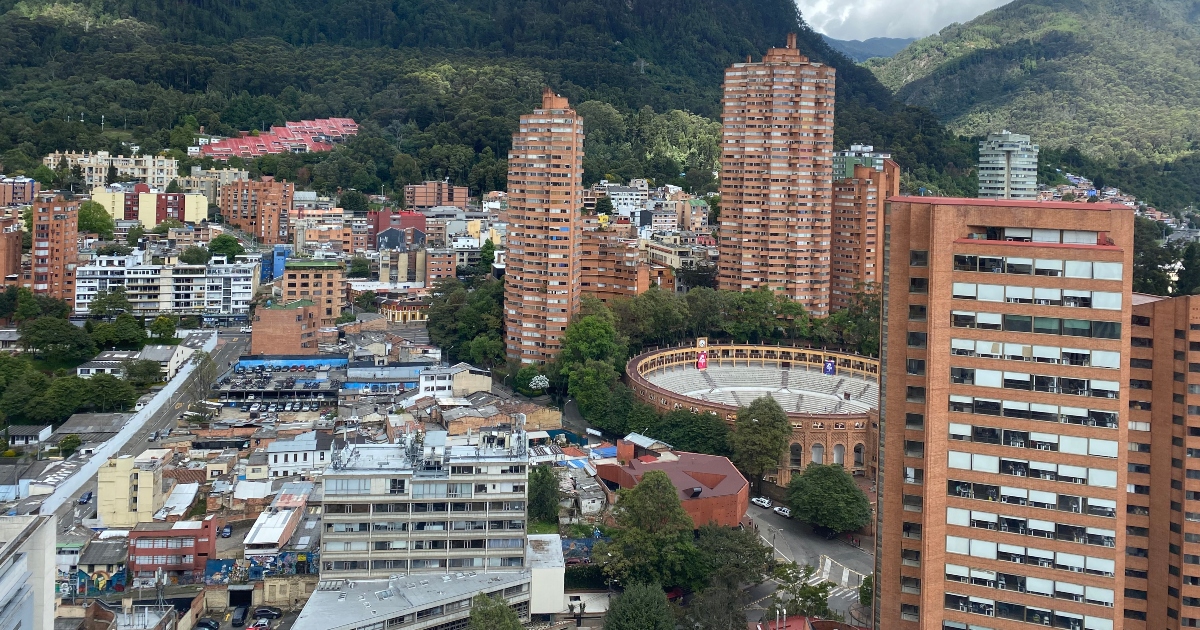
[
  {"left": 214, "top": 363, "right": 343, "bottom": 406},
  {"left": 204, "top": 609, "right": 299, "bottom": 630}
]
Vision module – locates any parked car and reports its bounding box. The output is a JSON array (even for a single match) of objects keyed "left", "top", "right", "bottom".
[
  {"left": 196, "top": 619, "right": 220, "bottom": 630},
  {"left": 773, "top": 506, "right": 792, "bottom": 519},
  {"left": 240, "top": 326, "right": 252, "bottom": 333},
  {"left": 751, "top": 496, "right": 773, "bottom": 509},
  {"left": 249, "top": 621, "right": 269, "bottom": 630},
  {"left": 254, "top": 607, "right": 283, "bottom": 620},
  {"left": 221, "top": 525, "right": 233, "bottom": 538},
  {"left": 78, "top": 491, "right": 92, "bottom": 505},
  {"left": 231, "top": 607, "right": 249, "bottom": 627}
]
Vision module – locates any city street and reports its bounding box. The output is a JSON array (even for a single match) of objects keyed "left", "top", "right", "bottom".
[{"left": 54, "top": 331, "right": 249, "bottom": 532}]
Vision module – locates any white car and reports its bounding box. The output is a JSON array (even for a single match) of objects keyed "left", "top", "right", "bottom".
[
  {"left": 773, "top": 506, "right": 792, "bottom": 519},
  {"left": 240, "top": 326, "right": 252, "bottom": 333},
  {"left": 751, "top": 496, "right": 773, "bottom": 509}
]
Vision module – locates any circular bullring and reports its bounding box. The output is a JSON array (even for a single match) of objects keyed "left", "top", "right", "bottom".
[{"left": 625, "top": 344, "right": 880, "bottom": 486}]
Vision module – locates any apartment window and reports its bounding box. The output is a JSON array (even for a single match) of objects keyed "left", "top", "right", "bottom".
[
  {"left": 905, "top": 413, "right": 924, "bottom": 430},
  {"left": 909, "top": 250, "right": 928, "bottom": 267},
  {"left": 906, "top": 359, "right": 926, "bottom": 376},
  {"left": 904, "top": 441, "right": 924, "bottom": 458},
  {"left": 909, "top": 277, "right": 928, "bottom": 294},
  {"left": 909, "top": 305, "right": 927, "bottom": 321},
  {"left": 907, "top": 331, "right": 927, "bottom": 348},
  {"left": 906, "top": 386, "right": 926, "bottom": 403}
]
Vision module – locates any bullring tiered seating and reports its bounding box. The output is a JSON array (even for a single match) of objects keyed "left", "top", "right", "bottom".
[{"left": 643, "top": 362, "right": 879, "bottom": 414}]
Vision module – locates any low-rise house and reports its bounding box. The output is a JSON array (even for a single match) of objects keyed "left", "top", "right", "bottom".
[
  {"left": 76, "top": 350, "right": 140, "bottom": 378},
  {"left": 265, "top": 431, "right": 335, "bottom": 477},
  {"left": 7, "top": 425, "right": 52, "bottom": 447},
  {"left": 417, "top": 362, "right": 491, "bottom": 397}
]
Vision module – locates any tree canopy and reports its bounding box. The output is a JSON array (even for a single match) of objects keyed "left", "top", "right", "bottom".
[
  {"left": 596, "top": 469, "right": 705, "bottom": 589},
  {"left": 179, "top": 246, "right": 212, "bottom": 264},
  {"left": 729, "top": 397, "right": 792, "bottom": 494},
  {"left": 466, "top": 593, "right": 521, "bottom": 630},
  {"left": 602, "top": 583, "right": 674, "bottom": 630},
  {"left": 208, "top": 234, "right": 245, "bottom": 259},
  {"left": 786, "top": 463, "right": 872, "bottom": 535},
  {"left": 528, "top": 464, "right": 561, "bottom": 525},
  {"left": 78, "top": 200, "right": 115, "bottom": 240}
]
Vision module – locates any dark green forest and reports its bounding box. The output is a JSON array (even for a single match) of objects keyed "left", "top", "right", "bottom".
[{"left": 0, "top": 0, "right": 979, "bottom": 196}]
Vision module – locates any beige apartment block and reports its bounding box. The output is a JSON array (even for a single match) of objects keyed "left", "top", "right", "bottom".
[{"left": 97, "top": 449, "right": 172, "bottom": 529}]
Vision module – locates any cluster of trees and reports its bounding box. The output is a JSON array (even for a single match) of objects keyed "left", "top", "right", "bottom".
[
  {"left": 593, "top": 469, "right": 774, "bottom": 627},
  {"left": 425, "top": 277, "right": 506, "bottom": 372},
  {"left": 0, "top": 353, "right": 138, "bottom": 425},
  {"left": 178, "top": 234, "right": 246, "bottom": 265}
]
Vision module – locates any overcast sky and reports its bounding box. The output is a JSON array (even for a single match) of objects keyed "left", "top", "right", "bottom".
[{"left": 797, "top": 0, "right": 1011, "bottom": 40}]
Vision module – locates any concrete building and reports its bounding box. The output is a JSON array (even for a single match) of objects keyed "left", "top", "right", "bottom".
[
  {"left": 830, "top": 161, "right": 899, "bottom": 311},
  {"left": 417, "top": 363, "right": 492, "bottom": 398},
  {"left": 265, "top": 431, "right": 335, "bottom": 477},
  {"left": 97, "top": 449, "right": 172, "bottom": 529},
  {"left": 250, "top": 300, "right": 320, "bottom": 355},
  {"left": 6, "top": 426, "right": 50, "bottom": 448},
  {"left": 527, "top": 534, "right": 565, "bottom": 617},
  {"left": 833, "top": 144, "right": 892, "bottom": 180},
  {"left": 31, "top": 192, "right": 79, "bottom": 306},
  {"left": 978, "top": 130, "right": 1040, "bottom": 200},
  {"left": 280, "top": 259, "right": 344, "bottom": 326},
  {"left": 319, "top": 427, "right": 529, "bottom": 578},
  {"left": 218, "top": 178, "right": 295, "bottom": 245},
  {"left": 503, "top": 88, "right": 585, "bottom": 363},
  {"left": 127, "top": 515, "right": 221, "bottom": 586},
  {"left": 176, "top": 166, "right": 249, "bottom": 205},
  {"left": 291, "top": 572, "right": 531, "bottom": 630},
  {"left": 42, "top": 151, "right": 178, "bottom": 189},
  {"left": 0, "top": 515, "right": 54, "bottom": 630},
  {"left": 0, "top": 177, "right": 38, "bottom": 207},
  {"left": 404, "top": 180, "right": 468, "bottom": 211},
  {"left": 875, "top": 197, "right": 1133, "bottom": 630},
  {"left": 716, "top": 34, "right": 837, "bottom": 315},
  {"left": 74, "top": 251, "right": 259, "bottom": 322},
  {"left": 89, "top": 184, "right": 207, "bottom": 227}
]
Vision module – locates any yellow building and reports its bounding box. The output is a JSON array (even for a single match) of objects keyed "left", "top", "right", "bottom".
[
  {"left": 96, "top": 449, "right": 171, "bottom": 528},
  {"left": 90, "top": 185, "right": 207, "bottom": 228}
]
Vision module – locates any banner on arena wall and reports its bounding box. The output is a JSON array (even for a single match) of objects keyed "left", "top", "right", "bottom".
[
  {"left": 824, "top": 359, "right": 837, "bottom": 375},
  {"left": 697, "top": 350, "right": 708, "bottom": 370}
]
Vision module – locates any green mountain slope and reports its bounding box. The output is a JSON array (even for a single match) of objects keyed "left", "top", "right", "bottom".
[
  {"left": 0, "top": 0, "right": 977, "bottom": 196},
  {"left": 867, "top": 0, "right": 1200, "bottom": 161},
  {"left": 822, "top": 35, "right": 917, "bottom": 62}
]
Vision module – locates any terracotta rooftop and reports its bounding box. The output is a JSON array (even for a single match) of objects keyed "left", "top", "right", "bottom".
[
  {"left": 888, "top": 195, "right": 1127, "bottom": 211},
  {"left": 604, "top": 451, "right": 747, "bottom": 502}
]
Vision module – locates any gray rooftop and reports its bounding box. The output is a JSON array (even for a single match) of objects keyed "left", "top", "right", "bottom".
[
  {"left": 79, "top": 539, "right": 128, "bottom": 566},
  {"left": 526, "top": 534, "right": 565, "bottom": 570},
  {"left": 139, "top": 345, "right": 178, "bottom": 363},
  {"left": 327, "top": 429, "right": 526, "bottom": 476},
  {"left": 293, "top": 573, "right": 530, "bottom": 630},
  {"left": 55, "top": 413, "right": 130, "bottom": 436}
]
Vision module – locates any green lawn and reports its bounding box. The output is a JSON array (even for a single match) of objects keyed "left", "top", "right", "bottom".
[{"left": 529, "top": 521, "right": 559, "bottom": 535}]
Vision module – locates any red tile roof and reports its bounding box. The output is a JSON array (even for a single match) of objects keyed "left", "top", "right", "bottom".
[{"left": 201, "top": 118, "right": 358, "bottom": 159}]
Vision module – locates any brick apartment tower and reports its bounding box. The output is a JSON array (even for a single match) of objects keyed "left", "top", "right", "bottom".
[
  {"left": 1124, "top": 294, "right": 1200, "bottom": 628},
  {"left": 32, "top": 192, "right": 79, "bottom": 306},
  {"left": 503, "top": 88, "right": 584, "bottom": 364},
  {"left": 404, "top": 180, "right": 469, "bottom": 211},
  {"left": 0, "top": 216, "right": 23, "bottom": 283},
  {"left": 218, "top": 178, "right": 295, "bottom": 246},
  {"left": 877, "top": 197, "right": 1133, "bottom": 630},
  {"left": 717, "top": 33, "right": 836, "bottom": 315},
  {"left": 831, "top": 160, "right": 899, "bottom": 311}
]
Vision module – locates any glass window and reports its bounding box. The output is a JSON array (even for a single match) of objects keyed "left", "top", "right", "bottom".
[
  {"left": 910, "top": 250, "right": 928, "bottom": 266},
  {"left": 1062, "top": 319, "right": 1092, "bottom": 337},
  {"left": 1003, "top": 314, "right": 1032, "bottom": 332}
]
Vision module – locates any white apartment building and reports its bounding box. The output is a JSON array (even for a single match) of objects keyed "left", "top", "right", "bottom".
[
  {"left": 74, "top": 250, "right": 259, "bottom": 321},
  {"left": 43, "top": 151, "right": 178, "bottom": 189},
  {"left": 266, "top": 431, "right": 336, "bottom": 478},
  {"left": 597, "top": 182, "right": 648, "bottom": 216},
  {"left": 319, "top": 427, "right": 529, "bottom": 578},
  {"left": 833, "top": 144, "right": 892, "bottom": 180},
  {"left": 978, "top": 130, "right": 1040, "bottom": 200},
  {"left": 0, "top": 516, "right": 54, "bottom": 630}
]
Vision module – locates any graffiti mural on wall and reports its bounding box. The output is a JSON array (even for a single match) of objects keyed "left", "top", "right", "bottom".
[
  {"left": 205, "top": 553, "right": 318, "bottom": 585},
  {"left": 57, "top": 567, "right": 127, "bottom": 598}
]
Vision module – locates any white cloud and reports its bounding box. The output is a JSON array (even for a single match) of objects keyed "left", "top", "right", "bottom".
[{"left": 798, "top": 0, "right": 1011, "bottom": 40}]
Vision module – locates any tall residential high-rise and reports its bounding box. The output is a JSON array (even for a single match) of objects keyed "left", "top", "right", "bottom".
[
  {"left": 31, "top": 192, "right": 79, "bottom": 306},
  {"left": 1122, "top": 293, "right": 1200, "bottom": 629},
  {"left": 830, "top": 160, "right": 899, "bottom": 311},
  {"left": 978, "top": 131, "right": 1040, "bottom": 200},
  {"left": 833, "top": 144, "right": 893, "bottom": 180},
  {"left": 877, "top": 197, "right": 1133, "bottom": 630},
  {"left": 503, "top": 88, "right": 585, "bottom": 363},
  {"left": 218, "top": 178, "right": 295, "bottom": 246},
  {"left": 717, "top": 33, "right": 836, "bottom": 315}
]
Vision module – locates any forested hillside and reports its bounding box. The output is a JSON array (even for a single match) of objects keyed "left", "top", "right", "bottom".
[
  {"left": 867, "top": 0, "right": 1200, "bottom": 162},
  {"left": 0, "top": 0, "right": 979, "bottom": 196}
]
